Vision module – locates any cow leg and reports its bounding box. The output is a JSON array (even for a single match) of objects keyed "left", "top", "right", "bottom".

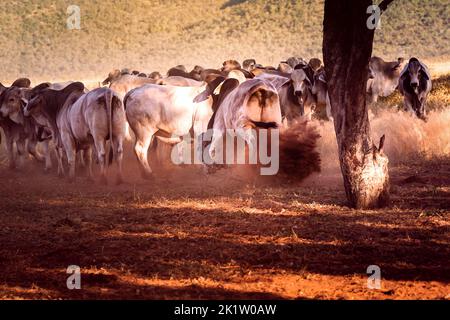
[
  {"left": 83, "top": 147, "right": 94, "bottom": 181},
  {"left": 28, "top": 139, "right": 44, "bottom": 163},
  {"left": 113, "top": 137, "right": 124, "bottom": 185},
  {"left": 58, "top": 130, "right": 77, "bottom": 181},
  {"left": 41, "top": 140, "right": 53, "bottom": 173},
  {"left": 78, "top": 150, "right": 86, "bottom": 168},
  {"left": 16, "top": 139, "right": 26, "bottom": 168},
  {"left": 6, "top": 137, "right": 16, "bottom": 170},
  {"left": 62, "top": 140, "right": 77, "bottom": 183},
  {"left": 56, "top": 147, "right": 66, "bottom": 177},
  {"left": 208, "top": 133, "right": 223, "bottom": 163},
  {"left": 94, "top": 139, "right": 107, "bottom": 185},
  {"left": 133, "top": 126, "right": 155, "bottom": 179},
  {"left": 404, "top": 97, "right": 415, "bottom": 116}
]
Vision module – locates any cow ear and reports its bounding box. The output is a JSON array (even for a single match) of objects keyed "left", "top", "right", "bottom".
[
  {"left": 420, "top": 68, "right": 430, "bottom": 81},
  {"left": 318, "top": 73, "right": 327, "bottom": 83},
  {"left": 11, "top": 78, "right": 31, "bottom": 88},
  {"left": 101, "top": 77, "right": 110, "bottom": 85},
  {"left": 305, "top": 76, "right": 313, "bottom": 87},
  {"left": 0, "top": 83, "right": 6, "bottom": 95}
]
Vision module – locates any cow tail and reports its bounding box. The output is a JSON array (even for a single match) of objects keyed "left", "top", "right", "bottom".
[{"left": 105, "top": 90, "right": 115, "bottom": 166}]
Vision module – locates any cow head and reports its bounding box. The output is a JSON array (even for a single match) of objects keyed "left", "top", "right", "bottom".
[
  {"left": 311, "top": 68, "right": 327, "bottom": 97},
  {"left": 285, "top": 57, "right": 307, "bottom": 69},
  {"left": 191, "top": 65, "right": 204, "bottom": 74},
  {"left": 148, "top": 71, "right": 162, "bottom": 80},
  {"left": 278, "top": 62, "right": 293, "bottom": 73},
  {"left": 242, "top": 59, "right": 257, "bottom": 71},
  {"left": 0, "top": 78, "right": 31, "bottom": 123},
  {"left": 189, "top": 66, "right": 204, "bottom": 81},
  {"left": 0, "top": 87, "right": 28, "bottom": 124},
  {"left": 174, "top": 65, "right": 187, "bottom": 72},
  {"left": 308, "top": 58, "right": 322, "bottom": 72},
  {"left": 102, "top": 69, "right": 121, "bottom": 85},
  {"left": 290, "top": 68, "right": 313, "bottom": 99},
  {"left": 405, "top": 57, "right": 429, "bottom": 94},
  {"left": 221, "top": 60, "right": 241, "bottom": 73}
]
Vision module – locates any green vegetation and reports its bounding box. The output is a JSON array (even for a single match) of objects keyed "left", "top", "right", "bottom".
[{"left": 0, "top": 0, "right": 449, "bottom": 83}]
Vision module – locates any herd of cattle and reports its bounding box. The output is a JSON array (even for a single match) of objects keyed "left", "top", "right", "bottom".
[{"left": 0, "top": 55, "right": 432, "bottom": 183}]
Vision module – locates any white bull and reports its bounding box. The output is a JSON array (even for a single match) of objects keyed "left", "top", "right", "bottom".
[
  {"left": 206, "top": 78, "right": 282, "bottom": 162},
  {"left": 124, "top": 84, "right": 213, "bottom": 179}
]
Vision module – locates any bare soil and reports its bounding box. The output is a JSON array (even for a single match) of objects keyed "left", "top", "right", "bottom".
[{"left": 0, "top": 144, "right": 448, "bottom": 300}]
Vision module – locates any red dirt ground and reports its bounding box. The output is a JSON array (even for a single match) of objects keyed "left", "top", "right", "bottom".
[{"left": 0, "top": 145, "right": 449, "bottom": 300}]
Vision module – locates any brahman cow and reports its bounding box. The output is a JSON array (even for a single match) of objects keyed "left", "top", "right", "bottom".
[
  {"left": 398, "top": 57, "right": 432, "bottom": 120},
  {"left": 367, "top": 56, "right": 405, "bottom": 103},
  {"left": 124, "top": 83, "right": 214, "bottom": 179},
  {"left": 24, "top": 83, "right": 127, "bottom": 183},
  {"left": 310, "top": 67, "right": 332, "bottom": 120},
  {"left": 0, "top": 78, "right": 49, "bottom": 169},
  {"left": 102, "top": 70, "right": 158, "bottom": 140},
  {"left": 198, "top": 78, "right": 282, "bottom": 164}
]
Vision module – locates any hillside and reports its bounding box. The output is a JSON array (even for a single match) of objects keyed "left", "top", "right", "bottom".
[{"left": 0, "top": 0, "right": 449, "bottom": 83}]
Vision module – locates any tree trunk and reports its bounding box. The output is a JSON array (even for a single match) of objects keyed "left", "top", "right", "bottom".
[{"left": 323, "top": 0, "right": 390, "bottom": 209}]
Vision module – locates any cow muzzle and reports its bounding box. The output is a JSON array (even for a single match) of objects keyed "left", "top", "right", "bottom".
[
  {"left": 23, "top": 107, "right": 31, "bottom": 117},
  {"left": 0, "top": 108, "right": 8, "bottom": 117},
  {"left": 294, "top": 90, "right": 303, "bottom": 97}
]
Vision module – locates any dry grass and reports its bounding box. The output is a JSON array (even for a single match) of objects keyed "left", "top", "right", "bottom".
[
  {"left": 0, "top": 0, "right": 449, "bottom": 83},
  {"left": 374, "top": 74, "right": 450, "bottom": 112}
]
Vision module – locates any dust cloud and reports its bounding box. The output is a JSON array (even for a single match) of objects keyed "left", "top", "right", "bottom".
[{"left": 314, "top": 108, "right": 450, "bottom": 173}]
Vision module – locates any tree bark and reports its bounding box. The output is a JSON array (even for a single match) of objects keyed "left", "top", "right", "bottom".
[{"left": 323, "top": 0, "right": 390, "bottom": 209}]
